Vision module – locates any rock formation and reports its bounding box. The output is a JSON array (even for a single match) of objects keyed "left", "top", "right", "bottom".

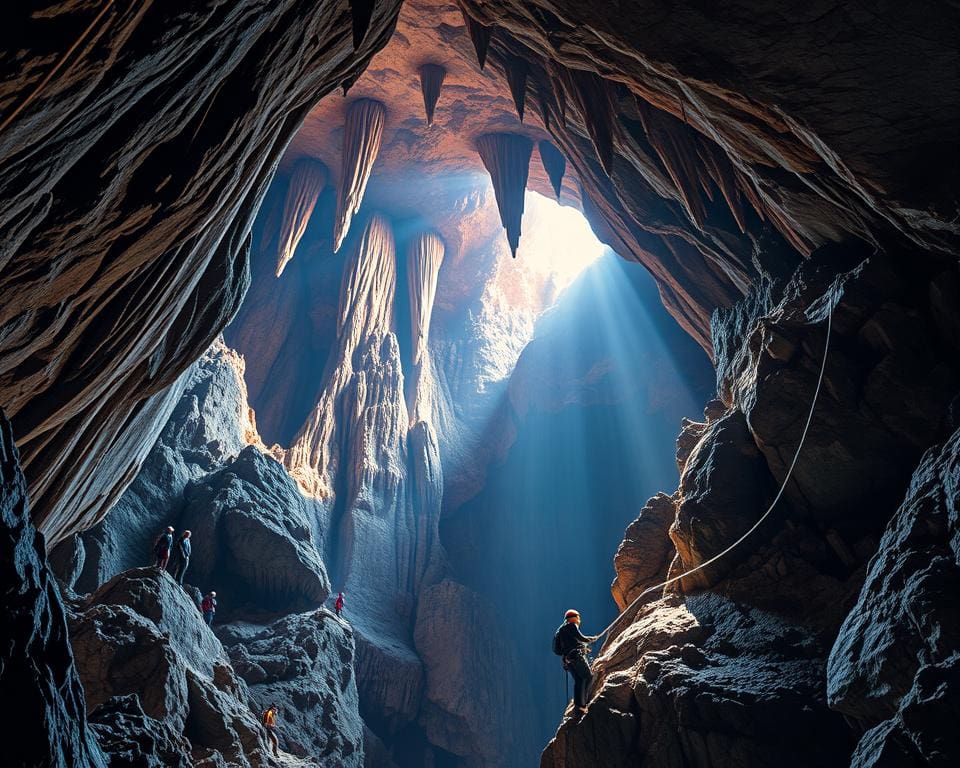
[
  {"left": 276, "top": 159, "right": 329, "bottom": 277},
  {"left": 476, "top": 133, "right": 534, "bottom": 257},
  {"left": 406, "top": 232, "right": 446, "bottom": 369},
  {"left": 2, "top": 0, "right": 959, "bottom": 765},
  {"left": 418, "top": 64, "right": 446, "bottom": 127},
  {"left": 0, "top": 411, "right": 106, "bottom": 767},
  {"left": 0, "top": 0, "right": 405, "bottom": 546},
  {"left": 537, "top": 141, "right": 566, "bottom": 201},
  {"left": 334, "top": 100, "right": 388, "bottom": 252}
]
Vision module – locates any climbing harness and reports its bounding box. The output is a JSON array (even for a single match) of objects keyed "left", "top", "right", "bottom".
[{"left": 593, "top": 308, "right": 834, "bottom": 642}]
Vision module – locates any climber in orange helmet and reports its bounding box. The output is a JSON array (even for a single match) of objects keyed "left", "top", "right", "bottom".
[{"left": 552, "top": 609, "right": 600, "bottom": 715}]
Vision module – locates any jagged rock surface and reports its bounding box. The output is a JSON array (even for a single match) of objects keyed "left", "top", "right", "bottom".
[
  {"left": 69, "top": 568, "right": 283, "bottom": 767},
  {"left": 828, "top": 426, "right": 960, "bottom": 766},
  {"left": 220, "top": 610, "right": 364, "bottom": 766},
  {"left": 180, "top": 447, "right": 330, "bottom": 620},
  {"left": 0, "top": 0, "right": 404, "bottom": 544},
  {"left": 0, "top": 411, "right": 106, "bottom": 767},
  {"left": 60, "top": 339, "right": 260, "bottom": 594}
]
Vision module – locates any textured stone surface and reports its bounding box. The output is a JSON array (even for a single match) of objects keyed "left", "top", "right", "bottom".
[
  {"left": 414, "top": 579, "right": 531, "bottom": 766},
  {"left": 0, "top": 411, "right": 106, "bottom": 767},
  {"left": 63, "top": 339, "right": 261, "bottom": 594},
  {"left": 828, "top": 427, "right": 960, "bottom": 764},
  {"left": 0, "top": 0, "right": 404, "bottom": 545},
  {"left": 220, "top": 610, "right": 364, "bottom": 765},
  {"left": 69, "top": 568, "right": 281, "bottom": 767},
  {"left": 180, "top": 446, "right": 330, "bottom": 620}
]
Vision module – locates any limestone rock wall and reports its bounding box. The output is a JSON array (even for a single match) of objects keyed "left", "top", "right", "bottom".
[{"left": 0, "top": 0, "right": 404, "bottom": 545}]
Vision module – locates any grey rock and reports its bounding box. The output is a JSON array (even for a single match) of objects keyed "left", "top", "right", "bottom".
[{"left": 221, "top": 610, "right": 364, "bottom": 766}]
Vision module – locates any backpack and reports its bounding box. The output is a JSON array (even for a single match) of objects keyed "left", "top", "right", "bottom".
[
  {"left": 552, "top": 625, "right": 566, "bottom": 656},
  {"left": 201, "top": 596, "right": 214, "bottom": 612}
]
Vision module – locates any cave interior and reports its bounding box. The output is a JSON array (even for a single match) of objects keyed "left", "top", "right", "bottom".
[{"left": 0, "top": 2, "right": 958, "bottom": 768}]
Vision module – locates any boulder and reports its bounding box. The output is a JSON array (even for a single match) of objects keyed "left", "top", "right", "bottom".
[
  {"left": 180, "top": 446, "right": 330, "bottom": 619},
  {"left": 220, "top": 610, "right": 364, "bottom": 766},
  {"left": 89, "top": 694, "right": 192, "bottom": 768},
  {"left": 611, "top": 493, "right": 677, "bottom": 610}
]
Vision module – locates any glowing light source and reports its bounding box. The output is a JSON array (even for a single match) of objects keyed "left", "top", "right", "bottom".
[{"left": 517, "top": 191, "right": 605, "bottom": 290}]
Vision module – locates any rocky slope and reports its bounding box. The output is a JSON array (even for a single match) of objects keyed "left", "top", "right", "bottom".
[{"left": 541, "top": 246, "right": 960, "bottom": 766}]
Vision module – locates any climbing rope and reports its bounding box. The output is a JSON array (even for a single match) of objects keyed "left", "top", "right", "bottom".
[
  {"left": 0, "top": 0, "right": 115, "bottom": 136},
  {"left": 594, "top": 308, "right": 834, "bottom": 642}
]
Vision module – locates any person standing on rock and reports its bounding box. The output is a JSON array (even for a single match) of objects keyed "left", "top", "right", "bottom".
[
  {"left": 172, "top": 530, "right": 192, "bottom": 584},
  {"left": 153, "top": 526, "right": 174, "bottom": 570},
  {"left": 335, "top": 591, "right": 345, "bottom": 617},
  {"left": 201, "top": 591, "right": 217, "bottom": 626},
  {"left": 262, "top": 704, "right": 280, "bottom": 757},
  {"left": 553, "top": 609, "right": 600, "bottom": 715}
]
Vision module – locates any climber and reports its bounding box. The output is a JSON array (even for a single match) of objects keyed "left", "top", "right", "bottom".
[
  {"left": 335, "top": 591, "right": 345, "bottom": 617},
  {"left": 262, "top": 704, "right": 280, "bottom": 757},
  {"left": 201, "top": 591, "right": 217, "bottom": 626},
  {"left": 172, "top": 530, "right": 192, "bottom": 585},
  {"left": 153, "top": 526, "right": 174, "bottom": 570},
  {"left": 553, "top": 609, "right": 600, "bottom": 715}
]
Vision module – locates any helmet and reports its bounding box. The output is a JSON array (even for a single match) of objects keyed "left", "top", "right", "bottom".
[
  {"left": 183, "top": 530, "right": 191, "bottom": 537},
  {"left": 210, "top": 591, "right": 217, "bottom": 597},
  {"left": 564, "top": 609, "right": 580, "bottom": 621},
  {"left": 167, "top": 526, "right": 174, "bottom": 532}
]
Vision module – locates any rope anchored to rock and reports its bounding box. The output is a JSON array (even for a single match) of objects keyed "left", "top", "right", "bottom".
[{"left": 593, "top": 307, "right": 834, "bottom": 642}]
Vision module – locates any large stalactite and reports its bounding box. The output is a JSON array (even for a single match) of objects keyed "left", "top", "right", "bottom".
[
  {"left": 406, "top": 232, "right": 445, "bottom": 368},
  {"left": 274, "top": 158, "right": 328, "bottom": 277},
  {"left": 475, "top": 133, "right": 534, "bottom": 258},
  {"left": 334, "top": 99, "right": 387, "bottom": 253}
]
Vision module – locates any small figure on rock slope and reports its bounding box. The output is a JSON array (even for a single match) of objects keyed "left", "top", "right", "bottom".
[
  {"left": 201, "top": 590, "right": 217, "bottom": 626},
  {"left": 553, "top": 609, "right": 600, "bottom": 716},
  {"left": 153, "top": 525, "right": 174, "bottom": 570},
  {"left": 262, "top": 704, "right": 280, "bottom": 757},
  {"left": 172, "top": 530, "right": 191, "bottom": 584},
  {"left": 335, "top": 590, "right": 345, "bottom": 618}
]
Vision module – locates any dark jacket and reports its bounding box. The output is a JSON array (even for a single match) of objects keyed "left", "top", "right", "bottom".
[
  {"left": 177, "top": 537, "right": 191, "bottom": 560},
  {"left": 555, "top": 622, "right": 596, "bottom": 658},
  {"left": 155, "top": 532, "right": 173, "bottom": 555}
]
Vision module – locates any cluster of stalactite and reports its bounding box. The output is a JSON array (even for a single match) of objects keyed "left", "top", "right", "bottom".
[
  {"left": 334, "top": 98, "right": 387, "bottom": 253},
  {"left": 418, "top": 63, "right": 446, "bottom": 126},
  {"left": 406, "top": 232, "right": 446, "bottom": 366},
  {"left": 475, "top": 133, "right": 534, "bottom": 257},
  {"left": 275, "top": 158, "right": 328, "bottom": 276}
]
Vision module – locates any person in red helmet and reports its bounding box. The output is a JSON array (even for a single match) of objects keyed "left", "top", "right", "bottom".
[{"left": 552, "top": 609, "right": 600, "bottom": 715}]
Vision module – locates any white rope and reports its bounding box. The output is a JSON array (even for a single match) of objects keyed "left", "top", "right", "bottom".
[{"left": 595, "top": 309, "right": 833, "bottom": 641}]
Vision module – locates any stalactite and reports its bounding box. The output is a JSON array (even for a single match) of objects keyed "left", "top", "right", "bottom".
[
  {"left": 697, "top": 139, "right": 748, "bottom": 233},
  {"left": 337, "top": 212, "right": 396, "bottom": 341},
  {"left": 275, "top": 158, "right": 328, "bottom": 277},
  {"left": 537, "top": 141, "right": 566, "bottom": 200},
  {"left": 334, "top": 99, "right": 386, "bottom": 253},
  {"left": 635, "top": 97, "right": 715, "bottom": 229},
  {"left": 564, "top": 68, "right": 616, "bottom": 176},
  {"left": 349, "top": 0, "right": 376, "bottom": 50},
  {"left": 418, "top": 63, "right": 446, "bottom": 126},
  {"left": 406, "top": 232, "right": 445, "bottom": 366},
  {"left": 476, "top": 133, "right": 533, "bottom": 258},
  {"left": 505, "top": 57, "right": 528, "bottom": 122},
  {"left": 457, "top": 1, "right": 491, "bottom": 70}
]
